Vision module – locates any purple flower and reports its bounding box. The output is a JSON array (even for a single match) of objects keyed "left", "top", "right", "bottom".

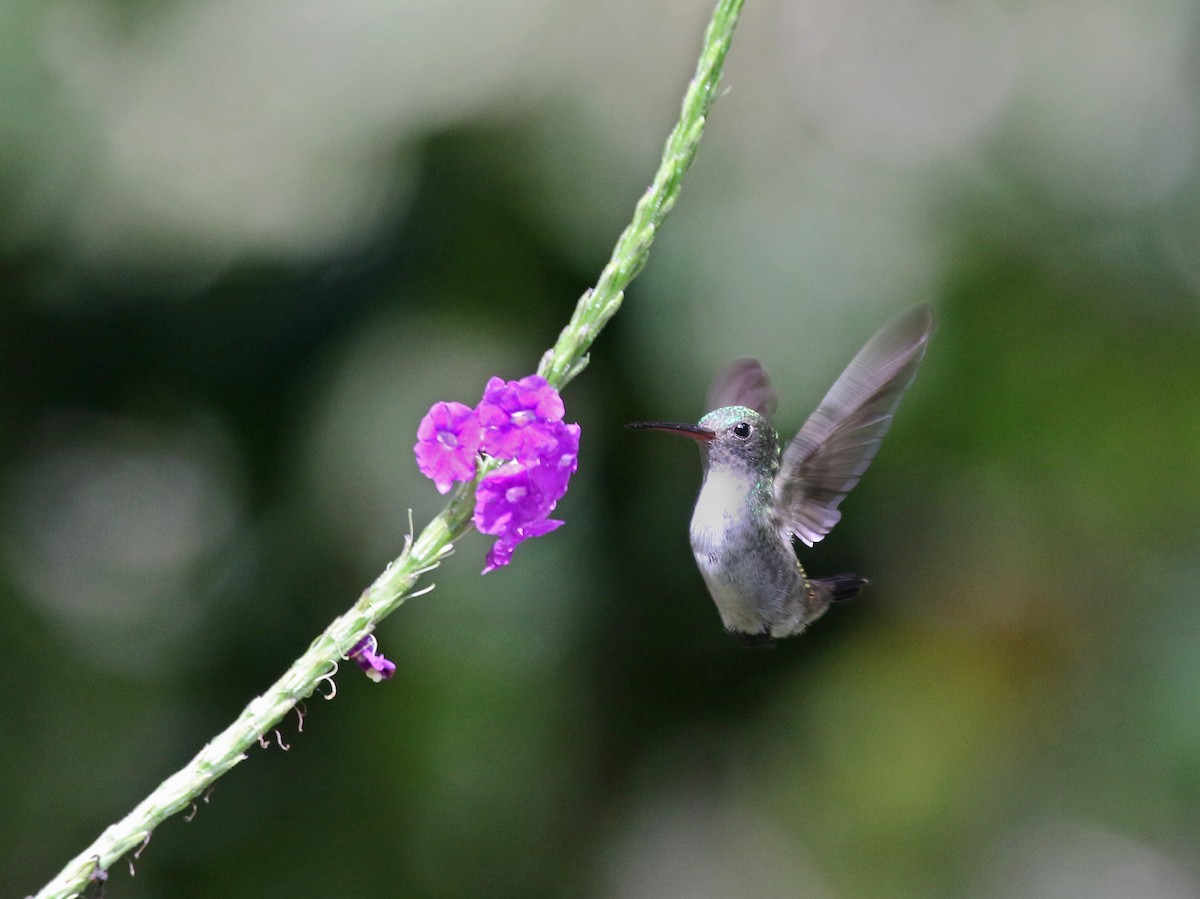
[
  {"left": 477, "top": 375, "right": 566, "bottom": 459},
  {"left": 474, "top": 462, "right": 551, "bottom": 536},
  {"left": 414, "top": 401, "right": 483, "bottom": 494},
  {"left": 530, "top": 420, "right": 581, "bottom": 491},
  {"left": 482, "top": 518, "right": 563, "bottom": 574},
  {"left": 348, "top": 636, "right": 396, "bottom": 683},
  {"left": 415, "top": 373, "right": 580, "bottom": 572},
  {"left": 474, "top": 421, "right": 580, "bottom": 573}
]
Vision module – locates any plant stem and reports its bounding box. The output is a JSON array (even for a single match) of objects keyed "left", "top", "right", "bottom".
[
  {"left": 539, "top": 0, "right": 744, "bottom": 389},
  {"left": 31, "top": 1, "right": 744, "bottom": 895}
]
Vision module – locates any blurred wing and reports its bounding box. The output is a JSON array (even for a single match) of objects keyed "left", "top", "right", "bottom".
[
  {"left": 775, "top": 305, "right": 934, "bottom": 546},
  {"left": 706, "top": 358, "right": 779, "bottom": 417}
]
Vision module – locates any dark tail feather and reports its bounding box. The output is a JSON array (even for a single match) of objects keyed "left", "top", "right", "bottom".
[{"left": 812, "top": 574, "right": 868, "bottom": 604}]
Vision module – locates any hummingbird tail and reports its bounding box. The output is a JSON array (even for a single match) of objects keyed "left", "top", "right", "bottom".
[{"left": 811, "top": 574, "right": 868, "bottom": 604}]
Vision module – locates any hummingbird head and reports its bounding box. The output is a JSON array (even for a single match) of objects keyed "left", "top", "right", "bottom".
[
  {"left": 696, "top": 406, "right": 779, "bottom": 475},
  {"left": 626, "top": 406, "right": 779, "bottom": 477}
]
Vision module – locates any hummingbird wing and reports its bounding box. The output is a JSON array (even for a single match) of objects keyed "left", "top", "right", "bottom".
[
  {"left": 706, "top": 358, "right": 779, "bottom": 418},
  {"left": 775, "top": 305, "right": 934, "bottom": 546}
]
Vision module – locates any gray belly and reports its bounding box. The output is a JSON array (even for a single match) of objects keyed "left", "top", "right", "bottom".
[{"left": 691, "top": 525, "right": 808, "bottom": 636}]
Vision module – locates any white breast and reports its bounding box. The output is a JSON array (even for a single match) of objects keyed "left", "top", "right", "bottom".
[
  {"left": 689, "top": 467, "right": 749, "bottom": 553},
  {"left": 688, "top": 468, "right": 765, "bottom": 632}
]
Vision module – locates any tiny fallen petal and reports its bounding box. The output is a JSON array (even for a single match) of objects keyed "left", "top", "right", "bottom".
[
  {"left": 363, "top": 655, "right": 396, "bottom": 683},
  {"left": 347, "top": 635, "right": 396, "bottom": 682}
]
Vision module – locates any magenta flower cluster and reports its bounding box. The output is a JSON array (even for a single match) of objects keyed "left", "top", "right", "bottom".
[{"left": 414, "top": 374, "right": 580, "bottom": 573}]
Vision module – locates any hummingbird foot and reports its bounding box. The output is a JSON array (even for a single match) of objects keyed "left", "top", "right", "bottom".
[
  {"left": 731, "top": 628, "right": 776, "bottom": 649},
  {"left": 811, "top": 574, "right": 869, "bottom": 604}
]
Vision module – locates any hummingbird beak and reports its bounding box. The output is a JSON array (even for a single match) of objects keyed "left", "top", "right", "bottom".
[{"left": 625, "top": 421, "right": 716, "bottom": 442}]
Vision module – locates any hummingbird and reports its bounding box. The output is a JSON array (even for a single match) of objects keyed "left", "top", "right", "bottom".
[{"left": 627, "top": 305, "right": 934, "bottom": 646}]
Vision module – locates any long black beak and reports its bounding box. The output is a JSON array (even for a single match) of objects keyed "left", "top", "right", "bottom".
[{"left": 625, "top": 421, "right": 716, "bottom": 442}]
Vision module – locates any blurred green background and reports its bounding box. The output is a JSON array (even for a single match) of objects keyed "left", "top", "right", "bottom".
[{"left": 4, "top": 0, "right": 1200, "bottom": 896}]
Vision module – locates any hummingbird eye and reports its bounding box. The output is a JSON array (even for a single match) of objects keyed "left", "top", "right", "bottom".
[{"left": 732, "top": 422, "right": 752, "bottom": 440}]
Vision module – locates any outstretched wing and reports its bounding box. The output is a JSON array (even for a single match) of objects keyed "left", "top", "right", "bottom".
[
  {"left": 775, "top": 305, "right": 934, "bottom": 546},
  {"left": 706, "top": 358, "right": 779, "bottom": 417}
]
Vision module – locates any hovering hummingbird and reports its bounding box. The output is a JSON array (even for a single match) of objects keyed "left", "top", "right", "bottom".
[{"left": 627, "top": 305, "right": 934, "bottom": 646}]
